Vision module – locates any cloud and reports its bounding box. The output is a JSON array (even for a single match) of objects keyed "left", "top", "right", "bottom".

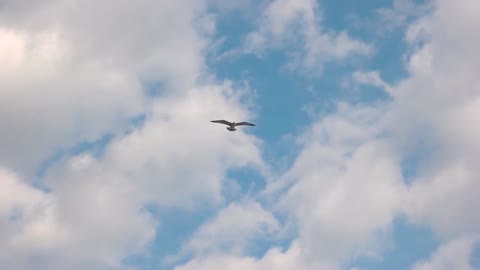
[
  {"left": 169, "top": 105, "right": 405, "bottom": 269},
  {"left": 376, "top": 0, "right": 432, "bottom": 32},
  {"left": 257, "top": 0, "right": 480, "bottom": 267},
  {"left": 175, "top": 241, "right": 338, "bottom": 270},
  {"left": 244, "top": 0, "right": 371, "bottom": 73},
  {"left": 46, "top": 83, "right": 265, "bottom": 208},
  {"left": 3, "top": 0, "right": 480, "bottom": 269},
  {"left": 0, "top": 166, "right": 155, "bottom": 270},
  {"left": 352, "top": 70, "right": 392, "bottom": 93},
  {"left": 0, "top": 168, "right": 60, "bottom": 253},
  {"left": 344, "top": 0, "right": 430, "bottom": 37},
  {"left": 26, "top": 83, "right": 262, "bottom": 268},
  {"left": 411, "top": 235, "right": 479, "bottom": 270},
  {"left": 276, "top": 104, "right": 406, "bottom": 262},
  {"left": 0, "top": 0, "right": 211, "bottom": 174},
  {"left": 181, "top": 201, "right": 279, "bottom": 257},
  {"left": 0, "top": 0, "right": 267, "bottom": 269},
  {"left": 382, "top": 0, "right": 480, "bottom": 241},
  {"left": 342, "top": 0, "right": 480, "bottom": 245},
  {"left": 173, "top": 0, "right": 480, "bottom": 269},
  {"left": 0, "top": 27, "right": 146, "bottom": 173},
  {"left": 0, "top": 82, "right": 264, "bottom": 270}
]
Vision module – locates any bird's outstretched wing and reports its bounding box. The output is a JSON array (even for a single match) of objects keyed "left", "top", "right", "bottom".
[
  {"left": 234, "top": 122, "right": 255, "bottom": 126},
  {"left": 211, "top": 120, "right": 233, "bottom": 126}
]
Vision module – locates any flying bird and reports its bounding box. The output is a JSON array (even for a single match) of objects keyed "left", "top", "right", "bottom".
[{"left": 211, "top": 120, "right": 255, "bottom": 131}]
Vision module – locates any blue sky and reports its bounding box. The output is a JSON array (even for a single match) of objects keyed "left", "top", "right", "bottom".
[{"left": 1, "top": 0, "right": 480, "bottom": 270}]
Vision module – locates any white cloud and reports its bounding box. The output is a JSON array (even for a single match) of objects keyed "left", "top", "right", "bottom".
[
  {"left": 60, "top": 84, "right": 263, "bottom": 205},
  {"left": 0, "top": 0, "right": 267, "bottom": 269},
  {"left": 0, "top": 82, "right": 265, "bottom": 269},
  {"left": 383, "top": 0, "right": 480, "bottom": 241},
  {"left": 91, "top": 84, "right": 263, "bottom": 206},
  {"left": 277, "top": 104, "right": 406, "bottom": 262},
  {"left": 175, "top": 241, "right": 338, "bottom": 270},
  {"left": 411, "top": 235, "right": 479, "bottom": 270},
  {"left": 245, "top": 0, "right": 371, "bottom": 73},
  {"left": 182, "top": 201, "right": 279, "bottom": 257},
  {"left": 346, "top": 0, "right": 480, "bottom": 245},
  {"left": 0, "top": 0, "right": 211, "bottom": 174},
  {"left": 405, "top": 161, "right": 480, "bottom": 239},
  {"left": 0, "top": 167, "right": 155, "bottom": 270},
  {"left": 0, "top": 27, "right": 145, "bottom": 173},
  {"left": 352, "top": 70, "right": 392, "bottom": 94},
  {"left": 21, "top": 82, "right": 262, "bottom": 269},
  {"left": 0, "top": 168, "right": 61, "bottom": 253}
]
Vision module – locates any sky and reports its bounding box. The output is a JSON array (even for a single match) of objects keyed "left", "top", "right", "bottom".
[{"left": 1, "top": 0, "right": 480, "bottom": 269}]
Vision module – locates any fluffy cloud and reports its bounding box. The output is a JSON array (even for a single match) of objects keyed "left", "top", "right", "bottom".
[
  {"left": 0, "top": 0, "right": 265, "bottom": 269},
  {"left": 0, "top": 167, "right": 155, "bottom": 270},
  {"left": 245, "top": 0, "right": 371, "bottom": 73},
  {"left": 0, "top": 0, "right": 211, "bottom": 174},
  {"left": 384, "top": 0, "right": 480, "bottom": 241},
  {"left": 0, "top": 82, "right": 264, "bottom": 270},
  {"left": 46, "top": 84, "right": 264, "bottom": 208},
  {"left": 0, "top": 168, "right": 60, "bottom": 254},
  {"left": 277, "top": 104, "right": 406, "bottom": 262},
  {"left": 0, "top": 27, "right": 145, "bottom": 173},
  {"left": 33, "top": 83, "right": 262, "bottom": 269}
]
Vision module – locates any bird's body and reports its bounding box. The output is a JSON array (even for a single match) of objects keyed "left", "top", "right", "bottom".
[
  {"left": 227, "top": 124, "right": 236, "bottom": 131},
  {"left": 211, "top": 120, "right": 255, "bottom": 131}
]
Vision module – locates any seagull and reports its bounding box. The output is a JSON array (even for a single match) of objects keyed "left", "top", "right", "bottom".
[{"left": 211, "top": 120, "right": 255, "bottom": 131}]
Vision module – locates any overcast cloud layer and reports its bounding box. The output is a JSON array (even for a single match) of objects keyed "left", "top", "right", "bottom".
[{"left": 1, "top": 0, "right": 479, "bottom": 269}]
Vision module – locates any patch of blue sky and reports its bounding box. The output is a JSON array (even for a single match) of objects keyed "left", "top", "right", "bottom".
[
  {"left": 211, "top": 51, "right": 316, "bottom": 173},
  {"left": 320, "top": 0, "right": 394, "bottom": 27},
  {"left": 215, "top": 1, "right": 416, "bottom": 110},
  {"left": 141, "top": 79, "right": 167, "bottom": 98},
  {"left": 225, "top": 166, "right": 267, "bottom": 198},
  {"left": 348, "top": 217, "right": 438, "bottom": 270},
  {"left": 212, "top": 6, "right": 345, "bottom": 132},
  {"left": 400, "top": 136, "right": 436, "bottom": 184},
  {"left": 125, "top": 204, "right": 219, "bottom": 270},
  {"left": 321, "top": 0, "right": 426, "bottom": 83},
  {"left": 396, "top": 113, "right": 446, "bottom": 184},
  {"left": 470, "top": 241, "right": 480, "bottom": 270},
  {"left": 248, "top": 231, "right": 291, "bottom": 260}
]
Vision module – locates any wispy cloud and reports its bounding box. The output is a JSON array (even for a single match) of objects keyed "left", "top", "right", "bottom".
[{"left": 244, "top": 0, "right": 372, "bottom": 74}]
